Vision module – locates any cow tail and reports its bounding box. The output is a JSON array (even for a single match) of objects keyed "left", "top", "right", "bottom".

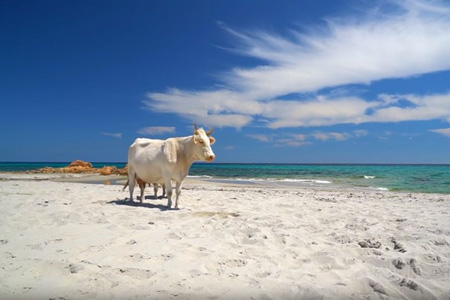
[{"left": 123, "top": 179, "right": 129, "bottom": 191}]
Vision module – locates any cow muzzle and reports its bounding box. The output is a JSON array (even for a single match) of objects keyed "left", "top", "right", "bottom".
[{"left": 206, "top": 154, "right": 216, "bottom": 162}]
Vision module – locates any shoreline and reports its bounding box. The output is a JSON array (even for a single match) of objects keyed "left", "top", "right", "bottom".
[
  {"left": 2, "top": 162, "right": 450, "bottom": 194},
  {"left": 1, "top": 173, "right": 450, "bottom": 299},
  {"left": 0, "top": 172, "right": 443, "bottom": 195}
]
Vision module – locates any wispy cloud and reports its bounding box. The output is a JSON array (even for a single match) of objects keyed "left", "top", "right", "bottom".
[
  {"left": 430, "top": 128, "right": 450, "bottom": 137},
  {"left": 101, "top": 132, "right": 122, "bottom": 139},
  {"left": 248, "top": 130, "right": 366, "bottom": 147},
  {"left": 137, "top": 126, "right": 176, "bottom": 135},
  {"left": 248, "top": 134, "right": 271, "bottom": 142},
  {"left": 144, "top": 0, "right": 450, "bottom": 129},
  {"left": 353, "top": 130, "right": 368, "bottom": 137},
  {"left": 311, "top": 132, "right": 352, "bottom": 141}
]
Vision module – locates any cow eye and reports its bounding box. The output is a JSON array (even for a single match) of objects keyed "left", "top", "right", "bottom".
[{"left": 199, "top": 139, "right": 204, "bottom": 143}]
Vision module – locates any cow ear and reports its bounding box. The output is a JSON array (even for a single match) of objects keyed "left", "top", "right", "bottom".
[
  {"left": 209, "top": 137, "right": 216, "bottom": 145},
  {"left": 163, "top": 139, "right": 177, "bottom": 163}
]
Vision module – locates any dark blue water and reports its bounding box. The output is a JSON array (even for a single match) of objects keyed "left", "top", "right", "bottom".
[{"left": 1, "top": 162, "right": 450, "bottom": 194}]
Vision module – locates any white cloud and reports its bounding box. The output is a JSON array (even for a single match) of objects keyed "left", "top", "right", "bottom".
[
  {"left": 195, "top": 114, "right": 252, "bottom": 129},
  {"left": 292, "top": 134, "right": 307, "bottom": 141},
  {"left": 312, "top": 132, "right": 352, "bottom": 141},
  {"left": 144, "top": 0, "right": 450, "bottom": 129},
  {"left": 220, "top": 1, "right": 450, "bottom": 98},
  {"left": 364, "top": 93, "right": 450, "bottom": 123},
  {"left": 262, "top": 97, "right": 375, "bottom": 128},
  {"left": 146, "top": 89, "right": 255, "bottom": 128},
  {"left": 248, "top": 134, "right": 271, "bottom": 142},
  {"left": 101, "top": 132, "right": 122, "bottom": 139},
  {"left": 137, "top": 126, "right": 176, "bottom": 135},
  {"left": 353, "top": 130, "right": 368, "bottom": 137},
  {"left": 430, "top": 128, "right": 450, "bottom": 137},
  {"left": 248, "top": 130, "right": 365, "bottom": 147}
]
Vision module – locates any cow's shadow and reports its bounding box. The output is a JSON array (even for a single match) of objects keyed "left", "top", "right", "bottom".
[{"left": 108, "top": 198, "right": 172, "bottom": 211}]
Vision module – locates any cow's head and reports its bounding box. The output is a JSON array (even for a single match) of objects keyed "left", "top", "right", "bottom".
[{"left": 193, "top": 123, "right": 216, "bottom": 162}]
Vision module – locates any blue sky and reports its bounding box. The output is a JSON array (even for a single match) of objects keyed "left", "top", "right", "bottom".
[{"left": 2, "top": 0, "right": 450, "bottom": 163}]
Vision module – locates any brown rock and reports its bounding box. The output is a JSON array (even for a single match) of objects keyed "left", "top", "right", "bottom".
[
  {"left": 117, "top": 165, "right": 128, "bottom": 175},
  {"left": 61, "top": 166, "right": 95, "bottom": 173},
  {"left": 68, "top": 160, "right": 93, "bottom": 168},
  {"left": 38, "top": 167, "right": 58, "bottom": 174},
  {"left": 98, "top": 166, "right": 118, "bottom": 175},
  {"left": 30, "top": 160, "right": 127, "bottom": 175}
]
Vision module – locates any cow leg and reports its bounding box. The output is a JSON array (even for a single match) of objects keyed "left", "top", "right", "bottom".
[
  {"left": 164, "top": 178, "right": 173, "bottom": 208},
  {"left": 153, "top": 183, "right": 159, "bottom": 198},
  {"left": 139, "top": 182, "right": 145, "bottom": 204},
  {"left": 128, "top": 171, "right": 136, "bottom": 202},
  {"left": 174, "top": 182, "right": 182, "bottom": 209},
  {"left": 162, "top": 184, "right": 166, "bottom": 197}
]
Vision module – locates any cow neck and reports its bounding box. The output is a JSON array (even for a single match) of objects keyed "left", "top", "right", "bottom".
[{"left": 174, "top": 135, "right": 197, "bottom": 168}]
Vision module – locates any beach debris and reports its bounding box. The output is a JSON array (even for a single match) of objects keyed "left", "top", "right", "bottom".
[{"left": 358, "top": 239, "right": 381, "bottom": 249}]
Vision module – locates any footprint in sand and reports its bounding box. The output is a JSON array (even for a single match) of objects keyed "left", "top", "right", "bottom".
[
  {"left": 68, "top": 263, "right": 84, "bottom": 274},
  {"left": 409, "top": 258, "right": 421, "bottom": 275},
  {"left": 115, "top": 268, "right": 156, "bottom": 279},
  {"left": 128, "top": 253, "right": 146, "bottom": 262},
  {"left": 392, "top": 258, "right": 406, "bottom": 269},
  {"left": 369, "top": 279, "right": 388, "bottom": 296},
  {"left": 220, "top": 259, "right": 248, "bottom": 268},
  {"left": 391, "top": 237, "right": 407, "bottom": 253},
  {"left": 399, "top": 278, "right": 420, "bottom": 291}
]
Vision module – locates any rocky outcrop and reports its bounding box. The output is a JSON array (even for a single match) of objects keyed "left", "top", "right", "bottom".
[
  {"left": 98, "top": 166, "right": 118, "bottom": 175},
  {"left": 68, "top": 160, "right": 93, "bottom": 168},
  {"left": 30, "top": 160, "right": 127, "bottom": 176}
]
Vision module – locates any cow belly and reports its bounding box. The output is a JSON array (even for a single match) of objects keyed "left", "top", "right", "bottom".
[{"left": 133, "top": 163, "right": 163, "bottom": 183}]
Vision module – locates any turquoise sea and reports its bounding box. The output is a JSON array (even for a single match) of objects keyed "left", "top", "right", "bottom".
[{"left": 1, "top": 162, "right": 450, "bottom": 194}]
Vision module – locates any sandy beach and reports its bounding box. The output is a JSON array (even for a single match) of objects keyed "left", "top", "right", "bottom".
[{"left": 0, "top": 173, "right": 449, "bottom": 300}]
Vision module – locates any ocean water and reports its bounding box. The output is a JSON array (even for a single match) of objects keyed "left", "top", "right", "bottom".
[
  {"left": 189, "top": 164, "right": 450, "bottom": 194},
  {"left": 1, "top": 162, "right": 450, "bottom": 194}
]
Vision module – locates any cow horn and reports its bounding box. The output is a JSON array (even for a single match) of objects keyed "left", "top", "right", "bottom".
[
  {"left": 194, "top": 123, "right": 199, "bottom": 133},
  {"left": 206, "top": 126, "right": 214, "bottom": 136}
]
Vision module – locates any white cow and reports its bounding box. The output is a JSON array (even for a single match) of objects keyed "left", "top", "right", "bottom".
[{"left": 127, "top": 124, "right": 216, "bottom": 208}]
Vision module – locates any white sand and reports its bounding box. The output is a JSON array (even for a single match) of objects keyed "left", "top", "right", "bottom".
[{"left": 0, "top": 173, "right": 449, "bottom": 300}]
